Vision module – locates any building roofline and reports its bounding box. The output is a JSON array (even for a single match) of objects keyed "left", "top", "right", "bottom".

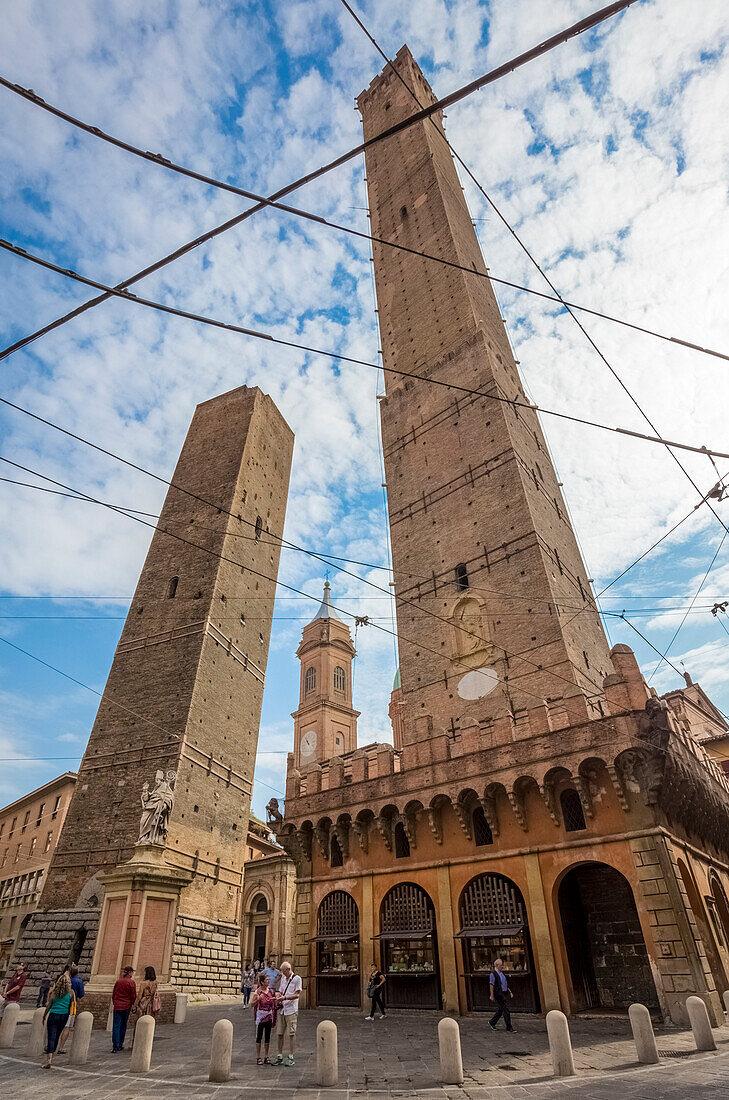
[{"left": 0, "top": 771, "right": 77, "bottom": 818}]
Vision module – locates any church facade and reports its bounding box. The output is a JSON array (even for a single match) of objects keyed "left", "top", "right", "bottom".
[{"left": 278, "top": 49, "right": 729, "bottom": 1025}]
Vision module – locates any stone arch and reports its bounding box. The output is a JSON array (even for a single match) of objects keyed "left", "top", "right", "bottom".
[
  {"left": 76, "top": 874, "right": 104, "bottom": 910},
  {"left": 457, "top": 870, "right": 539, "bottom": 1012},
  {"left": 555, "top": 860, "right": 659, "bottom": 1012},
  {"left": 709, "top": 871, "right": 729, "bottom": 947},
  {"left": 677, "top": 858, "right": 729, "bottom": 994},
  {"left": 379, "top": 882, "right": 441, "bottom": 1008}
]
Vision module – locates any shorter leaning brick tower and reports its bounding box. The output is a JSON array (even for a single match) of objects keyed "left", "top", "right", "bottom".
[{"left": 18, "top": 385, "right": 293, "bottom": 1020}]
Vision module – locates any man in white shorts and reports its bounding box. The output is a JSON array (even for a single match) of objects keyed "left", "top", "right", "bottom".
[{"left": 272, "top": 961, "right": 301, "bottom": 1066}]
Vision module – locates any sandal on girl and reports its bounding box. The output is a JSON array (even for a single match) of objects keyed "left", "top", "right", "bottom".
[
  {"left": 264, "top": 1057, "right": 271, "bottom": 1064},
  {"left": 257, "top": 1057, "right": 263, "bottom": 1065}
]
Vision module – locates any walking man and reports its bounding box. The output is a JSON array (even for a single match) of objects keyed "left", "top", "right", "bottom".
[
  {"left": 262, "top": 957, "right": 280, "bottom": 993},
  {"left": 36, "top": 969, "right": 52, "bottom": 1008},
  {"left": 111, "top": 966, "right": 136, "bottom": 1052},
  {"left": 489, "top": 958, "right": 515, "bottom": 1032},
  {"left": 272, "top": 961, "right": 301, "bottom": 1066}
]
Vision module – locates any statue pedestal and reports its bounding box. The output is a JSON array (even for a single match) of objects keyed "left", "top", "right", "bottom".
[{"left": 83, "top": 844, "right": 194, "bottom": 1027}]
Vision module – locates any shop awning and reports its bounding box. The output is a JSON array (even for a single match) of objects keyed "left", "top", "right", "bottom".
[
  {"left": 309, "top": 934, "right": 359, "bottom": 942},
  {"left": 454, "top": 924, "right": 524, "bottom": 939},
  {"left": 372, "top": 930, "right": 434, "bottom": 940}
]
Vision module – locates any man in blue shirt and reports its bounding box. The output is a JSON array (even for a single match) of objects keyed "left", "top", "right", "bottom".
[
  {"left": 262, "top": 958, "right": 280, "bottom": 992},
  {"left": 57, "top": 964, "right": 85, "bottom": 1054},
  {"left": 489, "top": 958, "right": 515, "bottom": 1032}
]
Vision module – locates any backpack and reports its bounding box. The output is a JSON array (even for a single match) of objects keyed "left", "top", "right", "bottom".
[{"left": 491, "top": 971, "right": 507, "bottom": 997}]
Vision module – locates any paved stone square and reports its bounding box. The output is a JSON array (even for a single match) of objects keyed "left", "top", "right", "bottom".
[{"left": 1, "top": 1002, "right": 729, "bottom": 1098}]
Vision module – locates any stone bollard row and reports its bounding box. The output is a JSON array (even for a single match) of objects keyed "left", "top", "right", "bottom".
[
  {"left": 317, "top": 1020, "right": 338, "bottom": 1087},
  {"left": 27, "top": 1007, "right": 46, "bottom": 1057},
  {"left": 131, "top": 1015, "right": 155, "bottom": 1072},
  {"left": 0, "top": 1003, "right": 19, "bottom": 1049},
  {"left": 438, "top": 1018, "right": 463, "bottom": 1084},
  {"left": 686, "top": 995, "right": 716, "bottom": 1052},
  {"left": 209, "top": 1019, "right": 233, "bottom": 1083},
  {"left": 629, "top": 1003, "right": 658, "bottom": 1064},
  {"left": 70, "top": 1012, "right": 94, "bottom": 1066},
  {"left": 546, "top": 1010, "right": 575, "bottom": 1077}
]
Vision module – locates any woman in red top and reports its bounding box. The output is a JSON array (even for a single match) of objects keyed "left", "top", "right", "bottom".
[
  {"left": 250, "top": 973, "right": 277, "bottom": 1065},
  {"left": 111, "top": 966, "right": 136, "bottom": 1053}
]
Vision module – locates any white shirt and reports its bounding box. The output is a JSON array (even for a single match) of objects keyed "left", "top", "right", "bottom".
[{"left": 279, "top": 973, "right": 302, "bottom": 1016}]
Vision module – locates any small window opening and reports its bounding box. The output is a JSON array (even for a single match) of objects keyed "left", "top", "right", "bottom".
[
  {"left": 255, "top": 515, "right": 263, "bottom": 539},
  {"left": 472, "top": 806, "right": 493, "bottom": 847},
  {"left": 561, "top": 789, "right": 586, "bottom": 832},
  {"left": 394, "top": 822, "right": 410, "bottom": 858},
  {"left": 330, "top": 835, "right": 343, "bottom": 867},
  {"left": 455, "top": 563, "right": 469, "bottom": 590},
  {"left": 167, "top": 576, "right": 179, "bottom": 599}
]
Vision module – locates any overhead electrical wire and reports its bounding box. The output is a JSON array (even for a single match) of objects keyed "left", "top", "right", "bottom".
[
  {"left": 0, "top": 451, "right": 610, "bottom": 705},
  {"left": 1, "top": 73, "right": 727, "bottom": 364},
  {"left": 3, "top": 242, "right": 728, "bottom": 465},
  {"left": 0, "top": 0, "right": 637, "bottom": 366}
]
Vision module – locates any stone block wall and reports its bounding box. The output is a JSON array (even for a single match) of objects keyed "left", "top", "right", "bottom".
[
  {"left": 169, "top": 914, "right": 240, "bottom": 994},
  {"left": 293, "top": 874, "right": 312, "bottom": 1009},
  {"left": 16, "top": 907, "right": 99, "bottom": 985}
]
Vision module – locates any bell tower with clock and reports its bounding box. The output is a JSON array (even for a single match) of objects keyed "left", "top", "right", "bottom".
[{"left": 292, "top": 582, "right": 360, "bottom": 769}]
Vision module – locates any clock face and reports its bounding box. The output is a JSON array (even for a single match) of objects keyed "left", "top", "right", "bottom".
[{"left": 300, "top": 730, "right": 317, "bottom": 757}]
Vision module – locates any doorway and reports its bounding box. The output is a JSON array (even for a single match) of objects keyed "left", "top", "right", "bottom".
[{"left": 558, "top": 862, "right": 658, "bottom": 1010}]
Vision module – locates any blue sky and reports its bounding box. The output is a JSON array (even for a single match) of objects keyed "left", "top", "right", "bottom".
[{"left": 1, "top": 0, "right": 729, "bottom": 819}]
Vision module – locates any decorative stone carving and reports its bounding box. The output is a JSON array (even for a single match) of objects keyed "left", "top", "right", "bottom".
[
  {"left": 137, "top": 770, "right": 175, "bottom": 846},
  {"left": 452, "top": 800, "right": 472, "bottom": 841},
  {"left": 266, "top": 797, "right": 284, "bottom": 830},
  {"left": 401, "top": 811, "right": 417, "bottom": 851},
  {"left": 376, "top": 815, "right": 393, "bottom": 852},
  {"left": 539, "top": 782, "right": 560, "bottom": 826},
  {"left": 480, "top": 795, "right": 499, "bottom": 838},
  {"left": 507, "top": 790, "right": 528, "bottom": 832},
  {"left": 333, "top": 822, "right": 349, "bottom": 861},
  {"left": 451, "top": 595, "right": 493, "bottom": 671},
  {"left": 606, "top": 763, "right": 629, "bottom": 811},
  {"left": 313, "top": 824, "right": 330, "bottom": 859},
  {"left": 427, "top": 806, "right": 443, "bottom": 845},
  {"left": 352, "top": 821, "right": 369, "bottom": 853}
]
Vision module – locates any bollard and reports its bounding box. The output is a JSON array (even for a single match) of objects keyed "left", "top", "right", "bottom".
[
  {"left": 174, "top": 992, "right": 187, "bottom": 1024},
  {"left": 106, "top": 1002, "right": 114, "bottom": 1032},
  {"left": 209, "top": 1019, "right": 233, "bottom": 1083},
  {"left": 69, "top": 1011, "right": 94, "bottom": 1065},
  {"left": 130, "top": 1014, "right": 155, "bottom": 1072},
  {"left": 687, "top": 995, "right": 716, "bottom": 1051},
  {"left": 723, "top": 989, "right": 729, "bottom": 1019},
  {"left": 316, "top": 1020, "right": 338, "bottom": 1087},
  {"left": 438, "top": 1017, "right": 464, "bottom": 1084},
  {"left": 546, "top": 1009, "right": 576, "bottom": 1077},
  {"left": 27, "top": 1007, "right": 46, "bottom": 1057},
  {"left": 0, "top": 1003, "right": 20, "bottom": 1049},
  {"left": 629, "top": 1003, "right": 658, "bottom": 1064}
]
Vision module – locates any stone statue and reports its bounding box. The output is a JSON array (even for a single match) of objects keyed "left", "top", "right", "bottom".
[
  {"left": 137, "top": 770, "right": 176, "bottom": 846},
  {"left": 266, "top": 797, "right": 283, "bottom": 829}
]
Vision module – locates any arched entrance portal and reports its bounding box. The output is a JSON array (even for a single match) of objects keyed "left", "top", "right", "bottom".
[
  {"left": 315, "top": 891, "right": 360, "bottom": 1007},
  {"left": 378, "top": 883, "right": 441, "bottom": 1008},
  {"left": 558, "top": 862, "right": 659, "bottom": 1011},
  {"left": 249, "top": 893, "right": 270, "bottom": 963},
  {"left": 457, "top": 872, "right": 540, "bottom": 1012}
]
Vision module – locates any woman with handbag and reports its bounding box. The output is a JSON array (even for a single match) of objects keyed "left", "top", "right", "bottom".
[
  {"left": 43, "top": 969, "right": 75, "bottom": 1069},
  {"left": 250, "top": 973, "right": 277, "bottom": 1065},
  {"left": 134, "top": 966, "right": 161, "bottom": 1019},
  {"left": 365, "top": 963, "right": 386, "bottom": 1020}
]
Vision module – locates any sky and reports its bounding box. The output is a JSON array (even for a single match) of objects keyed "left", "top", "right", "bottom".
[{"left": 1, "top": 0, "right": 729, "bottom": 819}]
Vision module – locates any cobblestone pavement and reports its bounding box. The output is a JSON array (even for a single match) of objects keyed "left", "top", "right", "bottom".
[{"left": 1, "top": 1002, "right": 729, "bottom": 1098}]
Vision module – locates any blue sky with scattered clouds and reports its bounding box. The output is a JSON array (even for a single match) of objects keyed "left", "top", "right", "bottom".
[{"left": 1, "top": 0, "right": 729, "bottom": 818}]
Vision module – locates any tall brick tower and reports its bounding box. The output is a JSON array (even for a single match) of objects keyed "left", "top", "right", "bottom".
[
  {"left": 19, "top": 385, "right": 293, "bottom": 1007},
  {"left": 358, "top": 47, "right": 614, "bottom": 739}
]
